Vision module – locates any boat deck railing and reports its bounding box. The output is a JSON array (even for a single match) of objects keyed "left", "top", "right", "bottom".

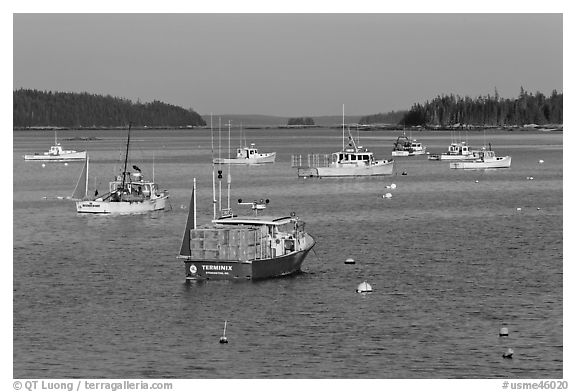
[{"left": 291, "top": 154, "right": 331, "bottom": 168}]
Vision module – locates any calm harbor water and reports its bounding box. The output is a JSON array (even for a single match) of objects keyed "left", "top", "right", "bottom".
[{"left": 13, "top": 128, "right": 563, "bottom": 378}]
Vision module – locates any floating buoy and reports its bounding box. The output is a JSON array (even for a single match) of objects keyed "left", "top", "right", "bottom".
[
  {"left": 383, "top": 193, "right": 392, "bottom": 199},
  {"left": 344, "top": 258, "right": 355, "bottom": 265},
  {"left": 475, "top": 180, "right": 479, "bottom": 183},
  {"left": 526, "top": 176, "right": 534, "bottom": 180},
  {"left": 539, "top": 159, "right": 544, "bottom": 164},
  {"left": 537, "top": 207, "right": 541, "bottom": 211},
  {"left": 516, "top": 207, "right": 522, "bottom": 211},
  {"left": 64, "top": 162, "right": 68, "bottom": 166},
  {"left": 503, "top": 348, "right": 514, "bottom": 359},
  {"left": 390, "top": 183, "right": 396, "bottom": 189},
  {"left": 499, "top": 327, "right": 509, "bottom": 337},
  {"left": 356, "top": 281, "right": 372, "bottom": 293},
  {"left": 219, "top": 320, "right": 228, "bottom": 344},
  {"left": 41, "top": 163, "right": 46, "bottom": 168}
]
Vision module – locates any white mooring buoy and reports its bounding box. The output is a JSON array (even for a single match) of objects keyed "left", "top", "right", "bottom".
[
  {"left": 219, "top": 320, "right": 228, "bottom": 344},
  {"left": 41, "top": 163, "right": 46, "bottom": 168},
  {"left": 345, "top": 258, "right": 355, "bottom": 265},
  {"left": 383, "top": 193, "right": 392, "bottom": 199},
  {"left": 499, "top": 327, "right": 509, "bottom": 337},
  {"left": 516, "top": 207, "right": 522, "bottom": 211},
  {"left": 503, "top": 348, "right": 514, "bottom": 359},
  {"left": 475, "top": 180, "right": 479, "bottom": 183},
  {"left": 64, "top": 162, "right": 68, "bottom": 166},
  {"left": 539, "top": 159, "right": 544, "bottom": 164},
  {"left": 356, "top": 281, "right": 372, "bottom": 293}
]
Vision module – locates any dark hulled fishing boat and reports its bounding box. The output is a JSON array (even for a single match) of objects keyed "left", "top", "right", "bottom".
[{"left": 177, "top": 180, "right": 315, "bottom": 281}]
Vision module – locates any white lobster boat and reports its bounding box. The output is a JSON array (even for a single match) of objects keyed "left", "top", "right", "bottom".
[
  {"left": 449, "top": 149, "right": 511, "bottom": 169},
  {"left": 213, "top": 143, "right": 276, "bottom": 164},
  {"left": 297, "top": 133, "right": 394, "bottom": 178},
  {"left": 296, "top": 107, "right": 394, "bottom": 178},
  {"left": 72, "top": 124, "right": 169, "bottom": 214},
  {"left": 391, "top": 134, "right": 427, "bottom": 157},
  {"left": 428, "top": 141, "right": 476, "bottom": 161},
  {"left": 24, "top": 132, "right": 86, "bottom": 161}
]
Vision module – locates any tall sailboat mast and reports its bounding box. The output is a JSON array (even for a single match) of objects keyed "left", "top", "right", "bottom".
[
  {"left": 85, "top": 155, "right": 89, "bottom": 198},
  {"left": 121, "top": 122, "right": 132, "bottom": 190}
]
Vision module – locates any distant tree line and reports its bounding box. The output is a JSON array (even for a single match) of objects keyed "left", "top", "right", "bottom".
[
  {"left": 287, "top": 117, "right": 315, "bottom": 126},
  {"left": 400, "top": 88, "right": 562, "bottom": 127},
  {"left": 358, "top": 110, "right": 407, "bottom": 125},
  {"left": 13, "top": 89, "right": 206, "bottom": 128}
]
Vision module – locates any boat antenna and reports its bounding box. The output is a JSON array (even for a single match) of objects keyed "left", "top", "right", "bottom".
[
  {"left": 342, "top": 104, "right": 345, "bottom": 151},
  {"left": 121, "top": 122, "right": 132, "bottom": 191},
  {"left": 152, "top": 151, "right": 155, "bottom": 183},
  {"left": 211, "top": 113, "right": 217, "bottom": 220},
  {"left": 227, "top": 120, "right": 232, "bottom": 211}
]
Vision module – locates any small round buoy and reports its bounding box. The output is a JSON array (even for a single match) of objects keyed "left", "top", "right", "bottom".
[
  {"left": 539, "top": 159, "right": 544, "bottom": 164},
  {"left": 390, "top": 183, "right": 396, "bottom": 189},
  {"left": 499, "top": 327, "right": 509, "bottom": 337},
  {"left": 41, "top": 163, "right": 46, "bottom": 168},
  {"left": 503, "top": 348, "right": 514, "bottom": 358},
  {"left": 475, "top": 180, "right": 479, "bottom": 183},
  {"left": 356, "top": 281, "right": 372, "bottom": 293},
  {"left": 64, "top": 162, "right": 68, "bottom": 166},
  {"left": 530, "top": 177, "right": 534, "bottom": 180},
  {"left": 516, "top": 207, "right": 522, "bottom": 211},
  {"left": 383, "top": 193, "right": 392, "bottom": 199},
  {"left": 537, "top": 207, "right": 541, "bottom": 211},
  {"left": 344, "top": 258, "right": 355, "bottom": 265},
  {"left": 219, "top": 336, "right": 228, "bottom": 344}
]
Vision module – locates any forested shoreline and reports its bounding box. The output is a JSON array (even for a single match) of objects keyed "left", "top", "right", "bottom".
[
  {"left": 13, "top": 88, "right": 562, "bottom": 130},
  {"left": 13, "top": 89, "right": 206, "bottom": 129},
  {"left": 397, "top": 88, "right": 562, "bottom": 127}
]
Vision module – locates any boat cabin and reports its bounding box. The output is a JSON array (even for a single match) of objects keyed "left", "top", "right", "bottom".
[
  {"left": 236, "top": 144, "right": 260, "bottom": 159},
  {"left": 332, "top": 148, "right": 374, "bottom": 165},
  {"left": 107, "top": 173, "right": 158, "bottom": 199},
  {"left": 448, "top": 143, "right": 470, "bottom": 155},
  {"left": 47, "top": 144, "right": 65, "bottom": 156}
]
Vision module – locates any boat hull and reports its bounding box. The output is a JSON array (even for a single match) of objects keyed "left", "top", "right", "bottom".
[
  {"left": 450, "top": 156, "right": 512, "bottom": 169},
  {"left": 183, "top": 234, "right": 315, "bottom": 281},
  {"left": 75, "top": 195, "right": 169, "bottom": 214},
  {"left": 24, "top": 151, "right": 87, "bottom": 161},
  {"left": 391, "top": 148, "right": 426, "bottom": 157},
  {"left": 428, "top": 153, "right": 476, "bottom": 161},
  {"left": 300, "top": 160, "right": 394, "bottom": 177},
  {"left": 214, "top": 152, "right": 276, "bottom": 164}
]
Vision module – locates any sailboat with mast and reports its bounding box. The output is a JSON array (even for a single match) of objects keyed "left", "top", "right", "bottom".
[
  {"left": 72, "top": 123, "right": 169, "bottom": 214},
  {"left": 177, "top": 121, "right": 315, "bottom": 281}
]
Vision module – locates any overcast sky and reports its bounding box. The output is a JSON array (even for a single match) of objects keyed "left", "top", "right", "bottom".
[{"left": 13, "top": 13, "right": 563, "bottom": 117}]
